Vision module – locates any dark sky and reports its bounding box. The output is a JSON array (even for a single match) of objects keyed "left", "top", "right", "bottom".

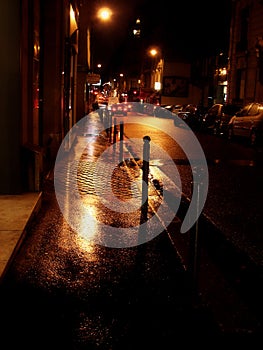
[
  {"left": 92, "top": 0, "right": 232, "bottom": 79},
  {"left": 137, "top": 0, "right": 232, "bottom": 53}
]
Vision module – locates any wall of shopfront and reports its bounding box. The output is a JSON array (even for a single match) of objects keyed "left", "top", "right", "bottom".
[
  {"left": 0, "top": 0, "right": 79, "bottom": 194},
  {"left": 0, "top": 0, "right": 24, "bottom": 193}
]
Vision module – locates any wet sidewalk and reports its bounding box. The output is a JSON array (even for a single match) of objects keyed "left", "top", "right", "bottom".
[{"left": 0, "top": 192, "right": 42, "bottom": 280}]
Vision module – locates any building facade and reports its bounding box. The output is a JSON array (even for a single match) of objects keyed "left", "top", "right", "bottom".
[
  {"left": 228, "top": 0, "right": 263, "bottom": 104},
  {"left": 0, "top": 0, "right": 79, "bottom": 194}
]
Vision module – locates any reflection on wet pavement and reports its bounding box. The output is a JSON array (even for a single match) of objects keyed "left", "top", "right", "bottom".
[{"left": 53, "top": 113, "right": 183, "bottom": 249}]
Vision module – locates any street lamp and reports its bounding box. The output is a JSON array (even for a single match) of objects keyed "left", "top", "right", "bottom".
[
  {"left": 86, "top": 7, "right": 112, "bottom": 113},
  {"left": 97, "top": 7, "right": 112, "bottom": 21},
  {"left": 87, "top": 7, "right": 112, "bottom": 72},
  {"left": 149, "top": 48, "right": 158, "bottom": 57}
]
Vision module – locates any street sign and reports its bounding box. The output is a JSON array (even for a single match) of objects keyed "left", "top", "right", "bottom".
[{"left": 86, "top": 73, "right": 100, "bottom": 84}]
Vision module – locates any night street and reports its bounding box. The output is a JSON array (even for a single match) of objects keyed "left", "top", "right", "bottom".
[
  {"left": 1, "top": 0, "right": 263, "bottom": 347},
  {"left": 1, "top": 110, "right": 262, "bottom": 348}
]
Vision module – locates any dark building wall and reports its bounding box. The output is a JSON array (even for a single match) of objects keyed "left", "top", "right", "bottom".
[
  {"left": 0, "top": 1, "right": 22, "bottom": 194},
  {"left": 41, "top": 0, "right": 66, "bottom": 165},
  {"left": 0, "top": 0, "right": 76, "bottom": 194},
  {"left": 228, "top": 0, "right": 263, "bottom": 104},
  {"left": 76, "top": 0, "right": 90, "bottom": 120}
]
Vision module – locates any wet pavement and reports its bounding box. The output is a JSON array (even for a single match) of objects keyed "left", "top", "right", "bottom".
[
  {"left": 0, "top": 110, "right": 262, "bottom": 347},
  {"left": 0, "top": 185, "right": 221, "bottom": 348},
  {"left": 0, "top": 191, "right": 41, "bottom": 277}
]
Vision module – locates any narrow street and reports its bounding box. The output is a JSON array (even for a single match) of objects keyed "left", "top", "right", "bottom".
[
  {"left": 2, "top": 1, "right": 263, "bottom": 347},
  {"left": 0, "top": 111, "right": 262, "bottom": 349}
]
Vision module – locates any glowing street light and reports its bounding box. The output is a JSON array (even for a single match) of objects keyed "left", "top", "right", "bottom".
[
  {"left": 149, "top": 48, "right": 158, "bottom": 57},
  {"left": 97, "top": 7, "right": 112, "bottom": 21}
]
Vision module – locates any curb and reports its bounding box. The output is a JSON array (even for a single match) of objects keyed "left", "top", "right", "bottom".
[{"left": 0, "top": 191, "right": 43, "bottom": 284}]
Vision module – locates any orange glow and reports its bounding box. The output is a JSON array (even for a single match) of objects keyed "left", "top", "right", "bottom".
[
  {"left": 70, "top": 4, "right": 78, "bottom": 36},
  {"left": 150, "top": 49, "right": 158, "bottom": 56},
  {"left": 97, "top": 7, "right": 112, "bottom": 21}
]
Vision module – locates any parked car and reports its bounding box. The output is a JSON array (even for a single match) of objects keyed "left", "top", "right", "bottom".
[
  {"left": 154, "top": 104, "right": 177, "bottom": 118},
  {"left": 201, "top": 103, "right": 242, "bottom": 134},
  {"left": 171, "top": 104, "right": 184, "bottom": 114},
  {"left": 108, "top": 102, "right": 128, "bottom": 116},
  {"left": 227, "top": 102, "right": 263, "bottom": 146},
  {"left": 175, "top": 104, "right": 206, "bottom": 129},
  {"left": 214, "top": 104, "right": 242, "bottom": 136}
]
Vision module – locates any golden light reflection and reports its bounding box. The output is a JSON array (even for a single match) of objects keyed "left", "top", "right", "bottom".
[
  {"left": 63, "top": 165, "right": 72, "bottom": 224},
  {"left": 87, "top": 143, "right": 95, "bottom": 157},
  {"left": 58, "top": 221, "right": 97, "bottom": 260},
  {"left": 75, "top": 235, "right": 96, "bottom": 256},
  {"left": 79, "top": 205, "right": 98, "bottom": 242}
]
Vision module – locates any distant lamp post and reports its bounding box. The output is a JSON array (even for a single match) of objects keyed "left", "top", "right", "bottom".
[
  {"left": 147, "top": 47, "right": 163, "bottom": 91},
  {"left": 86, "top": 7, "right": 112, "bottom": 113}
]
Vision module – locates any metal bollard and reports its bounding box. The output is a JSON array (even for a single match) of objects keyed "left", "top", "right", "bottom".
[
  {"left": 109, "top": 112, "right": 112, "bottom": 143},
  {"left": 113, "top": 118, "right": 117, "bottom": 144},
  {"left": 113, "top": 117, "right": 117, "bottom": 153},
  {"left": 105, "top": 110, "right": 110, "bottom": 138},
  {"left": 141, "top": 135, "right": 151, "bottom": 221},
  {"left": 119, "top": 121, "right": 124, "bottom": 163},
  {"left": 189, "top": 166, "right": 203, "bottom": 304}
]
